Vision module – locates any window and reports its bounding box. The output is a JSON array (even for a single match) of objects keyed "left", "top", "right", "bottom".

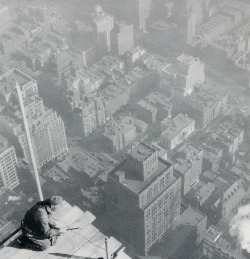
[
  {"left": 147, "top": 189, "right": 152, "bottom": 202},
  {"left": 160, "top": 178, "right": 164, "bottom": 189}
]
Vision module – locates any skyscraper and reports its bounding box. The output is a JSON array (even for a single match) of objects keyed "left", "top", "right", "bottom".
[
  {"left": 92, "top": 5, "right": 114, "bottom": 59},
  {"left": 102, "top": 0, "right": 152, "bottom": 31},
  {"left": 0, "top": 69, "right": 68, "bottom": 169},
  {"left": 105, "top": 142, "right": 181, "bottom": 255},
  {"left": 111, "top": 21, "right": 134, "bottom": 56},
  {"left": 0, "top": 136, "right": 19, "bottom": 190}
]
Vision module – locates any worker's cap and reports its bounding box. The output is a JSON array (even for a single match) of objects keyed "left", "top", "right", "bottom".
[{"left": 49, "top": 196, "right": 63, "bottom": 206}]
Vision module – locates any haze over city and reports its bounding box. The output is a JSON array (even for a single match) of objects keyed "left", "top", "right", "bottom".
[{"left": 0, "top": 0, "right": 250, "bottom": 259}]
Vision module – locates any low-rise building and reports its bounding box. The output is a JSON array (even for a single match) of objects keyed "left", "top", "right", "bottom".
[
  {"left": 202, "top": 225, "right": 245, "bottom": 259},
  {"left": 160, "top": 113, "right": 195, "bottom": 150},
  {"left": 170, "top": 142, "right": 203, "bottom": 196},
  {"left": 102, "top": 116, "right": 147, "bottom": 153},
  {"left": 0, "top": 30, "right": 26, "bottom": 55},
  {"left": 125, "top": 46, "right": 146, "bottom": 70},
  {"left": 174, "top": 86, "right": 228, "bottom": 129},
  {"left": 101, "top": 83, "right": 131, "bottom": 120},
  {"left": 136, "top": 92, "right": 172, "bottom": 125},
  {"left": 185, "top": 172, "right": 247, "bottom": 223},
  {"left": 161, "top": 54, "right": 205, "bottom": 96}
]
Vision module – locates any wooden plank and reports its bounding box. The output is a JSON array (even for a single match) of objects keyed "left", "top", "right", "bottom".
[
  {"left": 92, "top": 236, "right": 122, "bottom": 259},
  {"left": 72, "top": 239, "right": 102, "bottom": 258},
  {"left": 108, "top": 236, "right": 122, "bottom": 253},
  {"left": 79, "top": 223, "right": 100, "bottom": 240},
  {"left": 67, "top": 211, "right": 95, "bottom": 229},
  {"left": 58, "top": 206, "right": 83, "bottom": 227},
  {"left": 0, "top": 246, "right": 37, "bottom": 259}
]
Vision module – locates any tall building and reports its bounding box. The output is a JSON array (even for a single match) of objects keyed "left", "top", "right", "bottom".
[
  {"left": 80, "top": 94, "right": 106, "bottom": 137},
  {"left": 0, "top": 69, "right": 68, "bottom": 169},
  {"left": 161, "top": 53, "right": 205, "bottom": 96},
  {"left": 0, "top": 5, "right": 12, "bottom": 33},
  {"left": 102, "top": 0, "right": 151, "bottom": 31},
  {"left": 178, "top": 12, "right": 196, "bottom": 44},
  {"left": 105, "top": 142, "right": 181, "bottom": 255},
  {"left": 0, "top": 136, "right": 19, "bottom": 190},
  {"left": 92, "top": 5, "right": 114, "bottom": 59},
  {"left": 136, "top": 0, "right": 152, "bottom": 31},
  {"left": 111, "top": 21, "right": 134, "bottom": 56}
]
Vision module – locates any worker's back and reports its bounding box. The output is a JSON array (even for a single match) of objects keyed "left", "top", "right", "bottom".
[{"left": 22, "top": 202, "right": 51, "bottom": 238}]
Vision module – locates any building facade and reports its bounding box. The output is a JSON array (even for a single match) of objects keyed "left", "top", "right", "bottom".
[
  {"left": 0, "top": 69, "right": 68, "bottom": 169},
  {"left": 105, "top": 142, "right": 181, "bottom": 254},
  {"left": 171, "top": 142, "right": 203, "bottom": 195},
  {"left": 0, "top": 136, "right": 19, "bottom": 190},
  {"left": 92, "top": 5, "right": 114, "bottom": 59},
  {"left": 111, "top": 21, "right": 134, "bottom": 56}
]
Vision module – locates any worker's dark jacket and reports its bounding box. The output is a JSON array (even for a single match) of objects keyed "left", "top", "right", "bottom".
[{"left": 21, "top": 200, "right": 60, "bottom": 240}]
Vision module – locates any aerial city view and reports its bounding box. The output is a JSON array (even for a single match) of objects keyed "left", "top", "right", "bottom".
[{"left": 0, "top": 0, "right": 250, "bottom": 258}]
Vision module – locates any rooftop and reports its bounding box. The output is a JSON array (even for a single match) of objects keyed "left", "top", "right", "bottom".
[
  {"left": 145, "top": 92, "right": 172, "bottom": 111},
  {"left": 205, "top": 225, "right": 221, "bottom": 242},
  {"left": 137, "top": 99, "right": 157, "bottom": 113},
  {"left": 0, "top": 135, "right": 11, "bottom": 154},
  {"left": 189, "top": 86, "right": 228, "bottom": 108},
  {"left": 0, "top": 69, "right": 35, "bottom": 90},
  {"left": 179, "top": 206, "right": 206, "bottom": 227},
  {"left": 161, "top": 113, "right": 194, "bottom": 140},
  {"left": 109, "top": 157, "right": 173, "bottom": 195},
  {"left": 128, "top": 142, "right": 156, "bottom": 161}
]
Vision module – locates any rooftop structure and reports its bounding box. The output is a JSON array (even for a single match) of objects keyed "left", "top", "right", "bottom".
[{"left": 60, "top": 147, "right": 110, "bottom": 180}]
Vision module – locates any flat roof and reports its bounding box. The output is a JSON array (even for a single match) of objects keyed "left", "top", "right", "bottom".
[
  {"left": 0, "top": 135, "right": 11, "bottom": 154},
  {"left": 128, "top": 142, "right": 156, "bottom": 161},
  {"left": 179, "top": 206, "right": 206, "bottom": 226},
  {"left": 161, "top": 113, "right": 194, "bottom": 140},
  {"left": 205, "top": 225, "right": 221, "bottom": 241},
  {"left": 110, "top": 157, "right": 172, "bottom": 194},
  {"left": 0, "top": 69, "right": 35, "bottom": 89}
]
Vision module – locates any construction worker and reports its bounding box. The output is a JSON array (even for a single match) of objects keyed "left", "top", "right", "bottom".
[{"left": 18, "top": 196, "right": 67, "bottom": 251}]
